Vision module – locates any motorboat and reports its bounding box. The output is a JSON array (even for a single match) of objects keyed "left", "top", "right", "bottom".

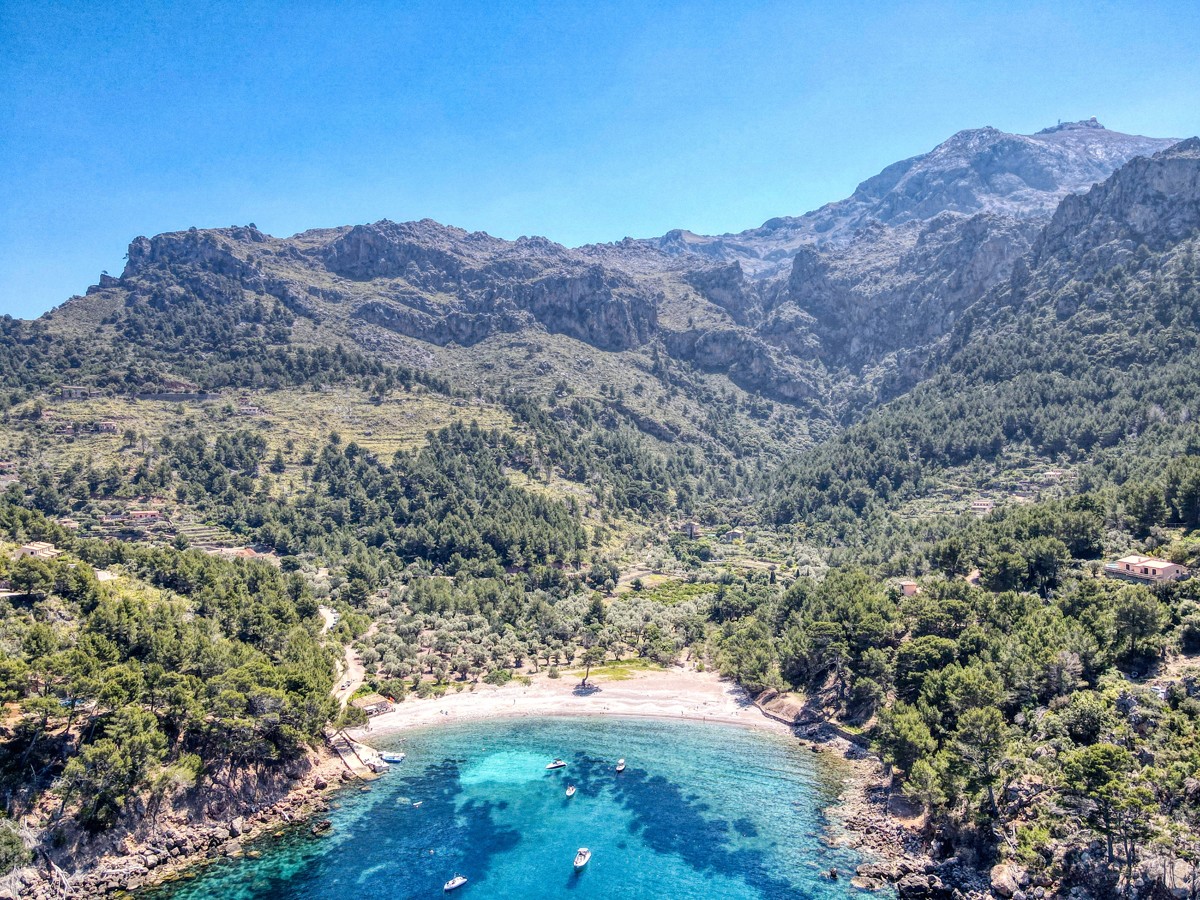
[
  {"left": 615, "top": 759, "right": 625, "bottom": 773},
  {"left": 546, "top": 758, "right": 566, "bottom": 769},
  {"left": 412, "top": 801, "right": 423, "bottom": 808},
  {"left": 444, "top": 874, "right": 468, "bottom": 891},
  {"left": 565, "top": 785, "right": 576, "bottom": 797},
  {"left": 379, "top": 751, "right": 406, "bottom": 764},
  {"left": 573, "top": 848, "right": 591, "bottom": 870}
]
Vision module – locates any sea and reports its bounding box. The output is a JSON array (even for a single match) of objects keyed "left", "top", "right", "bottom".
[{"left": 140, "top": 716, "right": 871, "bottom": 899}]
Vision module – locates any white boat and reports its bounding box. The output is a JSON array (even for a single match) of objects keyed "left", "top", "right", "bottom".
[
  {"left": 546, "top": 758, "right": 566, "bottom": 769},
  {"left": 615, "top": 759, "right": 625, "bottom": 773},
  {"left": 379, "top": 751, "right": 406, "bottom": 763},
  {"left": 444, "top": 874, "right": 468, "bottom": 891},
  {"left": 566, "top": 785, "right": 576, "bottom": 797},
  {"left": 573, "top": 848, "right": 591, "bottom": 870}
]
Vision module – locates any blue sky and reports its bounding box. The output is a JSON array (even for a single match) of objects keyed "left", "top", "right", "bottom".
[{"left": 2, "top": 0, "right": 1198, "bottom": 319}]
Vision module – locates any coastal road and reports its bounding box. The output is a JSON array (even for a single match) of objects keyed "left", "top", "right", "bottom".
[
  {"left": 331, "top": 622, "right": 376, "bottom": 708},
  {"left": 334, "top": 646, "right": 365, "bottom": 708}
]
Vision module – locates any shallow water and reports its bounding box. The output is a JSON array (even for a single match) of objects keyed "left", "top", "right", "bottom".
[{"left": 142, "top": 717, "right": 868, "bottom": 899}]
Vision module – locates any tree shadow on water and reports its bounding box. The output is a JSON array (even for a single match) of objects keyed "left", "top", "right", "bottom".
[
  {"left": 352, "top": 758, "right": 521, "bottom": 899},
  {"left": 610, "top": 768, "right": 802, "bottom": 898}
]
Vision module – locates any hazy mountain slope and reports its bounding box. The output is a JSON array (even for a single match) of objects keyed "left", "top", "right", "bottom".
[
  {"left": 644, "top": 120, "right": 1177, "bottom": 380},
  {"left": 646, "top": 119, "right": 1175, "bottom": 277},
  {"left": 767, "top": 138, "right": 1200, "bottom": 531}
]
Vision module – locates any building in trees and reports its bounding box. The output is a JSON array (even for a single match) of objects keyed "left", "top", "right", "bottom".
[
  {"left": 351, "top": 693, "right": 395, "bottom": 717},
  {"left": 13, "top": 541, "right": 61, "bottom": 560},
  {"left": 1105, "top": 554, "right": 1188, "bottom": 584}
]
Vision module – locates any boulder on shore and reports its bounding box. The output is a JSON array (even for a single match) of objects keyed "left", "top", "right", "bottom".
[{"left": 991, "top": 862, "right": 1026, "bottom": 898}]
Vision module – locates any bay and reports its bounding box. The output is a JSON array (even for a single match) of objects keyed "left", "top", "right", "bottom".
[{"left": 142, "top": 716, "right": 869, "bottom": 899}]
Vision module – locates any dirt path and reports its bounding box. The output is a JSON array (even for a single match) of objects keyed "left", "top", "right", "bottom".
[{"left": 318, "top": 605, "right": 337, "bottom": 633}]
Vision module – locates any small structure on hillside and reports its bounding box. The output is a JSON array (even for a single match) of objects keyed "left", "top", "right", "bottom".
[
  {"left": 1105, "top": 555, "right": 1188, "bottom": 584},
  {"left": 680, "top": 521, "right": 703, "bottom": 539},
  {"left": 127, "top": 509, "right": 164, "bottom": 524},
  {"left": 237, "top": 404, "right": 263, "bottom": 416},
  {"left": 97, "top": 421, "right": 119, "bottom": 433},
  {"left": 212, "top": 547, "right": 259, "bottom": 560},
  {"left": 722, "top": 528, "right": 745, "bottom": 543},
  {"left": 970, "top": 498, "right": 995, "bottom": 515},
  {"left": 58, "top": 385, "right": 91, "bottom": 400},
  {"left": 897, "top": 579, "right": 921, "bottom": 597},
  {"left": 14, "top": 541, "right": 62, "bottom": 561},
  {"left": 351, "top": 693, "right": 395, "bottom": 717}
]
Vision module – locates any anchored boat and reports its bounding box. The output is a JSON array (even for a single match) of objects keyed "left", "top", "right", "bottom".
[
  {"left": 444, "top": 873, "right": 468, "bottom": 891},
  {"left": 546, "top": 758, "right": 566, "bottom": 769},
  {"left": 615, "top": 758, "right": 626, "bottom": 773},
  {"left": 566, "top": 785, "right": 576, "bottom": 797},
  {"left": 573, "top": 848, "right": 591, "bottom": 871}
]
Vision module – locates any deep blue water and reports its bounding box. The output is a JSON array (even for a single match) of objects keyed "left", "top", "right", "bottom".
[{"left": 143, "top": 717, "right": 868, "bottom": 899}]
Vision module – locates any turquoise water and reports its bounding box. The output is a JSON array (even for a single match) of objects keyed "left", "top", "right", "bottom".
[{"left": 143, "top": 717, "right": 868, "bottom": 899}]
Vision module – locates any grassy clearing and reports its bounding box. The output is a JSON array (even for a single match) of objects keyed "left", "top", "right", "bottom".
[
  {"left": 633, "top": 580, "right": 718, "bottom": 606},
  {"left": 564, "top": 657, "right": 664, "bottom": 681}
]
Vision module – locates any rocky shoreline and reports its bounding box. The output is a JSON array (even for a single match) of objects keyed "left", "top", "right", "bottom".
[
  {"left": 6, "top": 753, "right": 353, "bottom": 900},
  {"left": 801, "top": 722, "right": 999, "bottom": 900}
]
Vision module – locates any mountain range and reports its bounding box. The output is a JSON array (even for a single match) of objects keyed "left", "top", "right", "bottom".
[{"left": 24, "top": 119, "right": 1199, "bottom": 498}]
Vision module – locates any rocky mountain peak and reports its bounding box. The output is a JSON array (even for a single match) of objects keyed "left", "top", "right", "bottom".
[
  {"left": 642, "top": 121, "right": 1177, "bottom": 279},
  {"left": 1035, "top": 116, "right": 1106, "bottom": 134},
  {"left": 826, "top": 119, "right": 1175, "bottom": 229}
]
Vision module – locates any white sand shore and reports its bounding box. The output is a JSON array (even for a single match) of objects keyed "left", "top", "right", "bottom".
[{"left": 348, "top": 665, "right": 790, "bottom": 740}]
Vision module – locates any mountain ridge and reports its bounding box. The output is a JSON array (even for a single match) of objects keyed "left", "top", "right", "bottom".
[{"left": 34, "top": 120, "right": 1190, "bottom": 430}]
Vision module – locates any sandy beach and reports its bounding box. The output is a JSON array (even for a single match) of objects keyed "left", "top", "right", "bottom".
[{"left": 348, "top": 665, "right": 791, "bottom": 740}]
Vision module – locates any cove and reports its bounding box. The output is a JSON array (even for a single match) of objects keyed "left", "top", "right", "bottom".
[{"left": 141, "top": 717, "right": 870, "bottom": 899}]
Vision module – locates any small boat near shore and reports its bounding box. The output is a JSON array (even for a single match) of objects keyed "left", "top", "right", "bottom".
[
  {"left": 566, "top": 785, "right": 576, "bottom": 797},
  {"left": 573, "top": 847, "right": 591, "bottom": 871},
  {"left": 615, "top": 758, "right": 625, "bottom": 773},
  {"left": 379, "top": 751, "right": 406, "bottom": 763},
  {"left": 444, "top": 873, "right": 468, "bottom": 891},
  {"left": 546, "top": 758, "right": 566, "bottom": 769}
]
